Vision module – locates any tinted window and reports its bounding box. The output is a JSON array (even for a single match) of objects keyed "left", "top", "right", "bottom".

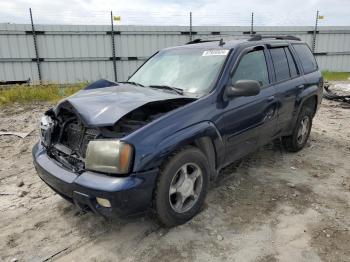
[
  {"left": 293, "top": 44, "right": 317, "bottom": 74},
  {"left": 270, "top": 48, "right": 290, "bottom": 82},
  {"left": 231, "top": 50, "right": 269, "bottom": 87},
  {"left": 285, "top": 47, "right": 298, "bottom": 77}
]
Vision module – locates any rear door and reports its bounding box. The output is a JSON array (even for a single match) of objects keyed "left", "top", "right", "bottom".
[
  {"left": 292, "top": 43, "right": 323, "bottom": 107},
  {"left": 268, "top": 44, "right": 305, "bottom": 135}
]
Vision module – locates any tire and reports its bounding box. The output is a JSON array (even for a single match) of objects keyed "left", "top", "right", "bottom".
[
  {"left": 282, "top": 106, "right": 313, "bottom": 152},
  {"left": 154, "top": 147, "right": 210, "bottom": 227}
]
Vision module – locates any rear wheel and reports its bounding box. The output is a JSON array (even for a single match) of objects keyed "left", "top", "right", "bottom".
[
  {"left": 154, "top": 147, "right": 210, "bottom": 227},
  {"left": 282, "top": 107, "right": 313, "bottom": 152}
]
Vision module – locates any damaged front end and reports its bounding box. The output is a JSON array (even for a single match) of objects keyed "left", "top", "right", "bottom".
[
  {"left": 99, "top": 98, "right": 194, "bottom": 137},
  {"left": 40, "top": 96, "right": 195, "bottom": 174},
  {"left": 40, "top": 105, "right": 98, "bottom": 173}
]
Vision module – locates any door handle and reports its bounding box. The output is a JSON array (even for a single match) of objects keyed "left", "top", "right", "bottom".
[
  {"left": 263, "top": 106, "right": 276, "bottom": 121},
  {"left": 297, "top": 84, "right": 305, "bottom": 90},
  {"left": 267, "top": 95, "right": 275, "bottom": 102}
]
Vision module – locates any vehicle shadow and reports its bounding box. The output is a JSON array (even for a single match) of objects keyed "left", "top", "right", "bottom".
[{"left": 53, "top": 201, "right": 165, "bottom": 259}]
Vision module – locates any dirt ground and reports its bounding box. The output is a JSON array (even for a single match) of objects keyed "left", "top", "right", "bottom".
[{"left": 0, "top": 87, "right": 350, "bottom": 262}]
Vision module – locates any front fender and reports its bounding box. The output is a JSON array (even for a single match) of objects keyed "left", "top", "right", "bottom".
[{"left": 132, "top": 121, "right": 224, "bottom": 172}]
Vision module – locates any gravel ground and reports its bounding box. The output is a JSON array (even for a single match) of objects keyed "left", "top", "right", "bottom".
[{"left": 0, "top": 93, "right": 349, "bottom": 261}]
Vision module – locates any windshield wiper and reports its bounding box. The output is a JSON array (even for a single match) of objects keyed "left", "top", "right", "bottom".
[
  {"left": 149, "top": 85, "right": 184, "bottom": 95},
  {"left": 119, "top": 81, "right": 144, "bottom": 87}
]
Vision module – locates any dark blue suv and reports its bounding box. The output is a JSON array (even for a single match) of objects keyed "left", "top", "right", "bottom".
[{"left": 33, "top": 35, "right": 323, "bottom": 226}]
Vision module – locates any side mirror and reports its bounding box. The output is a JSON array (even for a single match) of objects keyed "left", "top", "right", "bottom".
[{"left": 225, "top": 80, "right": 261, "bottom": 98}]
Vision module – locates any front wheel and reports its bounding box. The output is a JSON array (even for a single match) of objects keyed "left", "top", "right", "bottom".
[
  {"left": 282, "top": 107, "right": 313, "bottom": 152},
  {"left": 154, "top": 147, "right": 210, "bottom": 227}
]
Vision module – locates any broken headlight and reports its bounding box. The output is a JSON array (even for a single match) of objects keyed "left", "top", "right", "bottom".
[
  {"left": 40, "top": 115, "right": 55, "bottom": 147},
  {"left": 85, "top": 140, "right": 133, "bottom": 175}
]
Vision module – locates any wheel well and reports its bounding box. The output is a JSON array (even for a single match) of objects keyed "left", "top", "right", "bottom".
[
  {"left": 192, "top": 136, "right": 217, "bottom": 180},
  {"left": 151, "top": 137, "right": 218, "bottom": 208},
  {"left": 302, "top": 95, "right": 317, "bottom": 117}
]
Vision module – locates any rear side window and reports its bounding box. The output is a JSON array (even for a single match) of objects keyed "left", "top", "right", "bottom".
[
  {"left": 269, "top": 48, "right": 290, "bottom": 82},
  {"left": 293, "top": 44, "right": 317, "bottom": 74},
  {"left": 285, "top": 47, "right": 299, "bottom": 77},
  {"left": 231, "top": 50, "right": 269, "bottom": 87}
]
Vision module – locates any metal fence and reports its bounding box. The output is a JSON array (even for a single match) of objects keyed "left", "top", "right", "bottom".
[{"left": 1, "top": 23, "right": 350, "bottom": 84}]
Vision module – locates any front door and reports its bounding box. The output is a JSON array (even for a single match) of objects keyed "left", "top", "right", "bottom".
[{"left": 218, "top": 47, "right": 278, "bottom": 165}]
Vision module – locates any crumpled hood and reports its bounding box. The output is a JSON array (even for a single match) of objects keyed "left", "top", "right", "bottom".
[{"left": 56, "top": 84, "right": 191, "bottom": 126}]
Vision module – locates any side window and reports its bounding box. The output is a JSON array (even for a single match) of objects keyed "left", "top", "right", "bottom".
[
  {"left": 269, "top": 47, "right": 290, "bottom": 82},
  {"left": 292, "top": 44, "right": 318, "bottom": 74},
  {"left": 231, "top": 49, "right": 269, "bottom": 87},
  {"left": 285, "top": 47, "right": 299, "bottom": 77}
]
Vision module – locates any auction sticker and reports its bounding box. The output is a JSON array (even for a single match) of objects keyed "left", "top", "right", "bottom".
[{"left": 202, "top": 50, "right": 229, "bottom": 56}]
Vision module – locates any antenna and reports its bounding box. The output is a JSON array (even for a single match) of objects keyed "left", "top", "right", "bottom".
[{"left": 219, "top": 38, "right": 225, "bottom": 46}]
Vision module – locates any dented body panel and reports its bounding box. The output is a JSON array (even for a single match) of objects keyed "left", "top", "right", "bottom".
[{"left": 56, "top": 83, "right": 194, "bottom": 127}]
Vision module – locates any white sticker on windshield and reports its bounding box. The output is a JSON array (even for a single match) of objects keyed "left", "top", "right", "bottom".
[{"left": 202, "top": 50, "right": 229, "bottom": 56}]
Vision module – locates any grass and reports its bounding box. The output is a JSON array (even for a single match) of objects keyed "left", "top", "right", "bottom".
[
  {"left": 0, "top": 83, "right": 85, "bottom": 107},
  {"left": 322, "top": 71, "right": 350, "bottom": 81}
]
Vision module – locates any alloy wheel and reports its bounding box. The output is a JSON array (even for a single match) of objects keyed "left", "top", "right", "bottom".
[
  {"left": 169, "top": 163, "right": 203, "bottom": 213},
  {"left": 297, "top": 116, "right": 310, "bottom": 145}
]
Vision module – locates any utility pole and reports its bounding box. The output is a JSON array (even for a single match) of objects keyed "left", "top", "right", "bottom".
[
  {"left": 250, "top": 12, "right": 254, "bottom": 35},
  {"left": 29, "top": 8, "right": 42, "bottom": 84},
  {"left": 312, "top": 10, "right": 319, "bottom": 53},
  {"left": 189, "top": 12, "right": 193, "bottom": 42},
  {"left": 110, "top": 11, "right": 118, "bottom": 82}
]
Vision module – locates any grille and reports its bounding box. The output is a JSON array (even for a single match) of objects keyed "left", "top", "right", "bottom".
[
  {"left": 60, "top": 120, "right": 98, "bottom": 158},
  {"left": 81, "top": 128, "right": 99, "bottom": 157},
  {"left": 49, "top": 146, "right": 85, "bottom": 172}
]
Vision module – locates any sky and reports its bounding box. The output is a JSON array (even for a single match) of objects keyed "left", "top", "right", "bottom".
[{"left": 0, "top": 0, "right": 349, "bottom": 26}]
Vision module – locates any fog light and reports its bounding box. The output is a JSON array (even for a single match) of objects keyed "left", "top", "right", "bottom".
[{"left": 96, "top": 197, "right": 111, "bottom": 208}]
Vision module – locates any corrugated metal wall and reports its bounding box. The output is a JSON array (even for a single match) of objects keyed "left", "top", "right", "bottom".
[{"left": 1, "top": 24, "right": 350, "bottom": 83}]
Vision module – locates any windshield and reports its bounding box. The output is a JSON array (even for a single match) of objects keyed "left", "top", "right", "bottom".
[{"left": 129, "top": 48, "right": 229, "bottom": 95}]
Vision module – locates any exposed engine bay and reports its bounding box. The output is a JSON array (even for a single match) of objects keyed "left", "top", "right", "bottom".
[
  {"left": 101, "top": 99, "right": 194, "bottom": 137},
  {"left": 40, "top": 98, "right": 195, "bottom": 172}
]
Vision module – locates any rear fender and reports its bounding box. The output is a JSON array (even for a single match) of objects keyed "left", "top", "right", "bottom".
[{"left": 290, "top": 85, "right": 319, "bottom": 130}]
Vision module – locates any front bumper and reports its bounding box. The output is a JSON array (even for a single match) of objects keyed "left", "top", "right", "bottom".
[{"left": 32, "top": 142, "right": 159, "bottom": 217}]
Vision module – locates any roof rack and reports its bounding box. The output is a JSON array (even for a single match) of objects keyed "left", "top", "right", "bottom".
[
  {"left": 186, "top": 38, "right": 221, "bottom": 45},
  {"left": 248, "top": 35, "right": 301, "bottom": 41}
]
